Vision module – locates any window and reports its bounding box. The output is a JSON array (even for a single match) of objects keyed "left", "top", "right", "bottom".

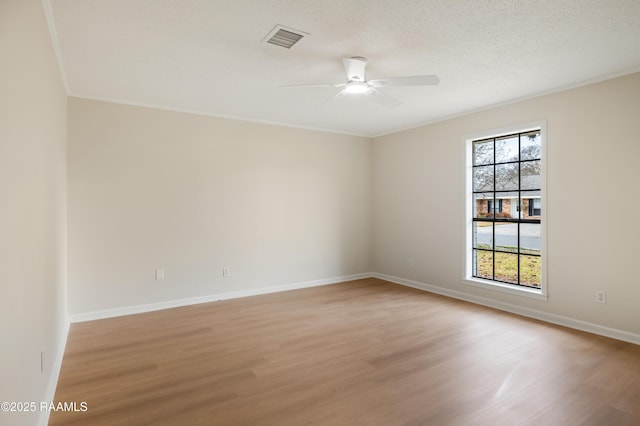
[
  {"left": 528, "top": 198, "right": 541, "bottom": 217},
  {"left": 487, "top": 199, "right": 502, "bottom": 213},
  {"left": 465, "top": 124, "right": 545, "bottom": 297}
]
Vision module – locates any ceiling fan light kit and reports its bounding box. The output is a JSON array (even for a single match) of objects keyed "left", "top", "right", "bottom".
[{"left": 344, "top": 80, "right": 371, "bottom": 94}]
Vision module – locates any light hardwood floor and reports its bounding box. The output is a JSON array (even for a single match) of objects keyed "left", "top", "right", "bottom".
[{"left": 51, "top": 278, "right": 640, "bottom": 425}]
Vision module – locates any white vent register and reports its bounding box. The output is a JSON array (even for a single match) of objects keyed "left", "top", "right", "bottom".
[{"left": 263, "top": 25, "right": 307, "bottom": 49}]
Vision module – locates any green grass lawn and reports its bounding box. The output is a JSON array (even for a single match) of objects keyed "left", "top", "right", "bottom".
[{"left": 476, "top": 250, "right": 541, "bottom": 287}]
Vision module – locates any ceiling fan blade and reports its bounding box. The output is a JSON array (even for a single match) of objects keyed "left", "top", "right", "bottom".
[
  {"left": 315, "top": 90, "right": 345, "bottom": 109},
  {"left": 369, "top": 74, "right": 440, "bottom": 87},
  {"left": 366, "top": 88, "right": 403, "bottom": 108},
  {"left": 280, "top": 82, "right": 346, "bottom": 88},
  {"left": 342, "top": 56, "right": 367, "bottom": 81}
]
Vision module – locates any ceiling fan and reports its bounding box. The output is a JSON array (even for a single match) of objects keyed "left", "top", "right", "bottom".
[{"left": 282, "top": 56, "right": 439, "bottom": 107}]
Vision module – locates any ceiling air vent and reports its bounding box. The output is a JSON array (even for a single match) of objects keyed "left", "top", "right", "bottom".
[{"left": 263, "top": 25, "right": 307, "bottom": 49}]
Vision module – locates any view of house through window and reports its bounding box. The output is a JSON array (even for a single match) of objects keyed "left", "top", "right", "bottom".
[{"left": 471, "top": 129, "right": 542, "bottom": 288}]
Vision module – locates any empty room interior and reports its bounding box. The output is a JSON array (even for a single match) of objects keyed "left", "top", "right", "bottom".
[{"left": 2, "top": 1, "right": 640, "bottom": 425}]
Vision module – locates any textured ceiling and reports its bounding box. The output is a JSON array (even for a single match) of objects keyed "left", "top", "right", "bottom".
[{"left": 48, "top": 0, "right": 640, "bottom": 137}]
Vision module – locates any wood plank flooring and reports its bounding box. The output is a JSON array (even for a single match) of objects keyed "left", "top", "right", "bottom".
[{"left": 50, "top": 278, "right": 640, "bottom": 425}]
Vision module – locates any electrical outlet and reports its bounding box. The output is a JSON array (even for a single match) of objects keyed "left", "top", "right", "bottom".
[
  {"left": 222, "top": 267, "right": 230, "bottom": 277},
  {"left": 155, "top": 268, "right": 165, "bottom": 281},
  {"left": 596, "top": 290, "right": 606, "bottom": 304},
  {"left": 407, "top": 258, "right": 415, "bottom": 266}
]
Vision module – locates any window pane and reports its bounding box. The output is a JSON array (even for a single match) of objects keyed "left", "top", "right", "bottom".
[
  {"left": 473, "top": 166, "right": 494, "bottom": 191},
  {"left": 495, "top": 223, "right": 518, "bottom": 253},
  {"left": 521, "top": 191, "right": 541, "bottom": 219},
  {"left": 473, "top": 193, "right": 493, "bottom": 218},
  {"left": 474, "top": 249, "right": 493, "bottom": 280},
  {"left": 521, "top": 160, "right": 541, "bottom": 190},
  {"left": 495, "top": 135, "right": 519, "bottom": 163},
  {"left": 520, "top": 223, "right": 541, "bottom": 255},
  {"left": 473, "top": 139, "right": 493, "bottom": 165},
  {"left": 521, "top": 131, "right": 541, "bottom": 160},
  {"left": 495, "top": 252, "right": 518, "bottom": 283},
  {"left": 495, "top": 163, "right": 518, "bottom": 190},
  {"left": 473, "top": 221, "right": 493, "bottom": 250},
  {"left": 520, "top": 255, "right": 541, "bottom": 287}
]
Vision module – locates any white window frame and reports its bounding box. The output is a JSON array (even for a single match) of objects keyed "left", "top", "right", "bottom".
[{"left": 463, "top": 121, "right": 547, "bottom": 300}]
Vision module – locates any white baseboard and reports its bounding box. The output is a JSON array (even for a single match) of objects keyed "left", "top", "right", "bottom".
[
  {"left": 69, "top": 273, "right": 373, "bottom": 323},
  {"left": 38, "top": 317, "right": 70, "bottom": 426},
  {"left": 373, "top": 272, "right": 640, "bottom": 346},
  {"left": 68, "top": 271, "right": 640, "bottom": 344}
]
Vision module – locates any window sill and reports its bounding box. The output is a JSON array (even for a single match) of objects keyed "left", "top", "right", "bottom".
[{"left": 463, "top": 277, "right": 547, "bottom": 301}]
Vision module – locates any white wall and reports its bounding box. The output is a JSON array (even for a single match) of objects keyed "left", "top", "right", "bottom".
[
  {"left": 0, "top": 1, "right": 68, "bottom": 425},
  {"left": 68, "top": 98, "right": 372, "bottom": 316},
  {"left": 373, "top": 72, "right": 640, "bottom": 337}
]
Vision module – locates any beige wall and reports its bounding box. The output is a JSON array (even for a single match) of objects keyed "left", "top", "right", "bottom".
[
  {"left": 68, "top": 74, "right": 640, "bottom": 337},
  {"left": 0, "top": 1, "right": 68, "bottom": 425},
  {"left": 373, "top": 72, "right": 640, "bottom": 336},
  {"left": 68, "top": 98, "right": 372, "bottom": 315}
]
